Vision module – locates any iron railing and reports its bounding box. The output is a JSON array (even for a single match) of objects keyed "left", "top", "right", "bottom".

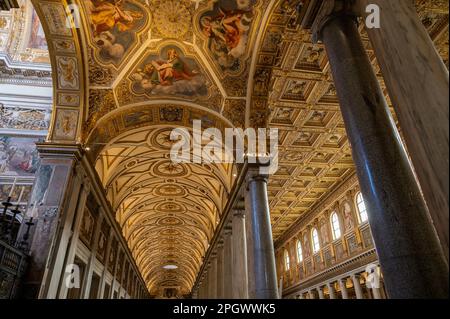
[{"left": 0, "top": 239, "right": 28, "bottom": 299}]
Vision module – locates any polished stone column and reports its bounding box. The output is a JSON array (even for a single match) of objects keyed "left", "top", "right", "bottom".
[
  {"left": 352, "top": 274, "right": 364, "bottom": 300},
  {"left": 317, "top": 287, "right": 325, "bottom": 299},
  {"left": 223, "top": 227, "right": 233, "bottom": 299},
  {"left": 208, "top": 256, "right": 217, "bottom": 299},
  {"left": 232, "top": 209, "right": 249, "bottom": 299},
  {"left": 216, "top": 243, "right": 225, "bottom": 299},
  {"left": 199, "top": 276, "right": 207, "bottom": 299},
  {"left": 314, "top": 7, "right": 449, "bottom": 299},
  {"left": 372, "top": 287, "right": 382, "bottom": 300},
  {"left": 245, "top": 167, "right": 279, "bottom": 299},
  {"left": 327, "top": 283, "right": 337, "bottom": 300},
  {"left": 339, "top": 278, "right": 349, "bottom": 300},
  {"left": 204, "top": 270, "right": 210, "bottom": 299},
  {"left": 358, "top": 0, "right": 449, "bottom": 259}
]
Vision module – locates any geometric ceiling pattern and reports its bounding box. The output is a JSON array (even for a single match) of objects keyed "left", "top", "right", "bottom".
[{"left": 95, "top": 125, "right": 235, "bottom": 295}]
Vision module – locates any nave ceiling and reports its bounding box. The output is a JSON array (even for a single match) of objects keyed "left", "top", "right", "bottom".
[{"left": 2, "top": 0, "right": 448, "bottom": 296}]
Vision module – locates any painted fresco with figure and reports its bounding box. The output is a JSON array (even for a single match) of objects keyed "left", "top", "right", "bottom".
[
  {"left": 86, "top": 0, "right": 148, "bottom": 66},
  {"left": 28, "top": 9, "right": 48, "bottom": 51},
  {"left": 131, "top": 46, "right": 208, "bottom": 97},
  {"left": 0, "top": 137, "right": 40, "bottom": 176},
  {"left": 199, "top": 0, "right": 256, "bottom": 72}
]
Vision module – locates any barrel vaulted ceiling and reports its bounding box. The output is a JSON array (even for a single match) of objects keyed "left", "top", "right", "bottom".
[{"left": 19, "top": 0, "right": 449, "bottom": 296}]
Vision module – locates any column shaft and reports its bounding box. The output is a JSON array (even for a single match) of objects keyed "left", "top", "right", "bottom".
[
  {"left": 208, "top": 258, "right": 217, "bottom": 299},
  {"left": 232, "top": 211, "right": 249, "bottom": 299},
  {"left": 223, "top": 229, "right": 233, "bottom": 299},
  {"left": 372, "top": 287, "right": 382, "bottom": 300},
  {"left": 216, "top": 245, "right": 225, "bottom": 299},
  {"left": 352, "top": 275, "right": 364, "bottom": 300},
  {"left": 317, "top": 287, "right": 325, "bottom": 299},
  {"left": 339, "top": 279, "right": 349, "bottom": 300},
  {"left": 359, "top": 0, "right": 449, "bottom": 259},
  {"left": 327, "top": 283, "right": 336, "bottom": 300},
  {"left": 319, "top": 13, "right": 449, "bottom": 298},
  {"left": 245, "top": 171, "right": 279, "bottom": 299}
]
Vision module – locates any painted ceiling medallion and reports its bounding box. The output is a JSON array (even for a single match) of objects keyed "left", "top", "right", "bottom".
[
  {"left": 154, "top": 160, "right": 188, "bottom": 177},
  {"left": 155, "top": 184, "right": 185, "bottom": 197},
  {"left": 84, "top": 0, "right": 149, "bottom": 67},
  {"left": 153, "top": 0, "right": 192, "bottom": 39}
]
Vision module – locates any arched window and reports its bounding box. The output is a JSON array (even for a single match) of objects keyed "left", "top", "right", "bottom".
[
  {"left": 296, "top": 240, "right": 303, "bottom": 263},
  {"left": 284, "top": 249, "right": 290, "bottom": 271},
  {"left": 311, "top": 228, "right": 320, "bottom": 253},
  {"left": 330, "top": 212, "right": 342, "bottom": 240},
  {"left": 356, "top": 192, "right": 369, "bottom": 224}
]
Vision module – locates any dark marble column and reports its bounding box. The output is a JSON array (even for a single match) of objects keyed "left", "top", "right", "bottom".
[
  {"left": 314, "top": 10, "right": 449, "bottom": 298},
  {"left": 358, "top": 0, "right": 449, "bottom": 260},
  {"left": 223, "top": 227, "right": 233, "bottom": 299},
  {"left": 245, "top": 166, "right": 279, "bottom": 299},
  {"left": 208, "top": 256, "right": 217, "bottom": 299},
  {"left": 232, "top": 209, "right": 248, "bottom": 299}
]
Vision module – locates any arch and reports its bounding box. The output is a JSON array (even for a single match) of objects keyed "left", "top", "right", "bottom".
[
  {"left": 330, "top": 211, "right": 342, "bottom": 240},
  {"left": 30, "top": 0, "right": 88, "bottom": 143},
  {"left": 296, "top": 239, "right": 303, "bottom": 263},
  {"left": 355, "top": 192, "right": 369, "bottom": 224},
  {"left": 311, "top": 227, "right": 320, "bottom": 254},
  {"left": 284, "top": 249, "right": 290, "bottom": 271}
]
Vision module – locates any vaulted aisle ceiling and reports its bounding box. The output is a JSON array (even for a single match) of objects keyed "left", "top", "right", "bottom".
[{"left": 94, "top": 124, "right": 235, "bottom": 295}]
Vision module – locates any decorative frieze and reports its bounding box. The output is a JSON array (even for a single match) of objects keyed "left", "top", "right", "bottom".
[{"left": 0, "top": 104, "right": 51, "bottom": 131}]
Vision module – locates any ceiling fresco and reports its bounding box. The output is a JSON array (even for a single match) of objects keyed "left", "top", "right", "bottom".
[
  {"left": 0, "top": 0, "right": 50, "bottom": 65},
  {"left": 80, "top": 0, "right": 267, "bottom": 131},
  {"left": 17, "top": 0, "right": 449, "bottom": 297},
  {"left": 82, "top": 0, "right": 150, "bottom": 68}
]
